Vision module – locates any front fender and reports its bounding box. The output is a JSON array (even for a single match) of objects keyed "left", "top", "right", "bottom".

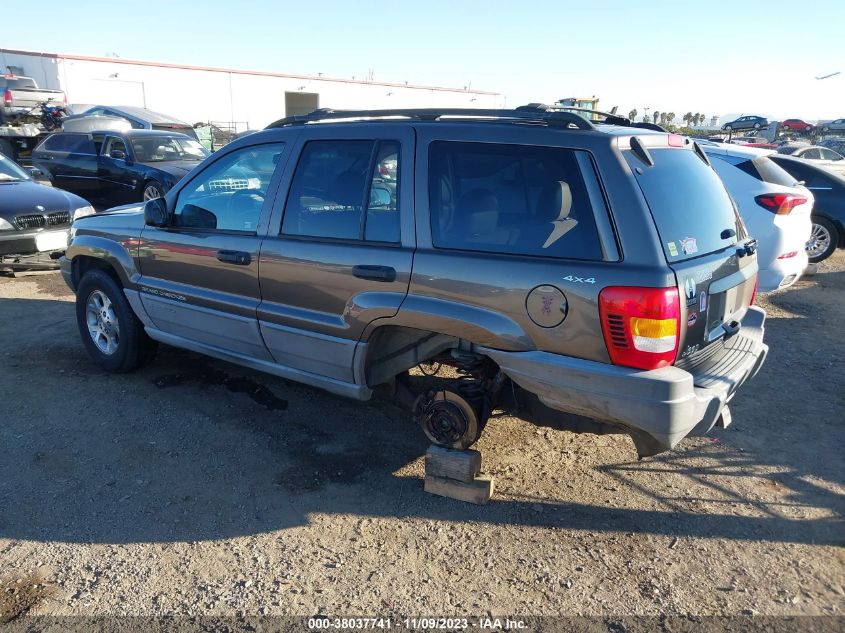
[{"left": 66, "top": 234, "right": 139, "bottom": 288}]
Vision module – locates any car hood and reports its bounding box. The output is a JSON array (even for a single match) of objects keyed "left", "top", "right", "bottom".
[
  {"left": 140, "top": 160, "right": 203, "bottom": 179},
  {"left": 0, "top": 180, "right": 90, "bottom": 218}
]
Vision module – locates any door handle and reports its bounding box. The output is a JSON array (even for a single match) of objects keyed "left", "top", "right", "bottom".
[
  {"left": 352, "top": 265, "right": 396, "bottom": 282},
  {"left": 216, "top": 250, "right": 251, "bottom": 265}
]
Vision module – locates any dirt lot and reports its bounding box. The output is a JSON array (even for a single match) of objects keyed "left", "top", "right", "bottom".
[{"left": 0, "top": 253, "right": 843, "bottom": 624}]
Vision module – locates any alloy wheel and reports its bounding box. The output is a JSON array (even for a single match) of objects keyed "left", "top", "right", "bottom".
[
  {"left": 806, "top": 223, "right": 832, "bottom": 259},
  {"left": 86, "top": 289, "right": 120, "bottom": 355}
]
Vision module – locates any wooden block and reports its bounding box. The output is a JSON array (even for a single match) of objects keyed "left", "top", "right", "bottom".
[
  {"left": 424, "top": 475, "right": 494, "bottom": 505},
  {"left": 425, "top": 445, "right": 481, "bottom": 483}
]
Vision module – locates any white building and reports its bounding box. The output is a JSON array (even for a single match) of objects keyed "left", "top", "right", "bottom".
[{"left": 1, "top": 47, "right": 503, "bottom": 131}]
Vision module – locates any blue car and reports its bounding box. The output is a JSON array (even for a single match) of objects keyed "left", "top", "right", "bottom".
[{"left": 721, "top": 115, "right": 769, "bottom": 132}]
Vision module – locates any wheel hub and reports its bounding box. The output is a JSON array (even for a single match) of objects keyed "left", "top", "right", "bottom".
[{"left": 413, "top": 389, "right": 479, "bottom": 449}]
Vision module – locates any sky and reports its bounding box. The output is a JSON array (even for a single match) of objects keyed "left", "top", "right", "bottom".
[{"left": 2, "top": 0, "right": 843, "bottom": 121}]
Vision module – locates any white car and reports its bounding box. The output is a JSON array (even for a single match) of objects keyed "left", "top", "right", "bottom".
[
  {"left": 701, "top": 143, "right": 813, "bottom": 292},
  {"left": 777, "top": 145, "right": 845, "bottom": 177}
]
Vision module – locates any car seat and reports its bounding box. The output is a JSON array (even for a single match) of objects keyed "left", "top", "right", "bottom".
[{"left": 454, "top": 188, "right": 516, "bottom": 246}]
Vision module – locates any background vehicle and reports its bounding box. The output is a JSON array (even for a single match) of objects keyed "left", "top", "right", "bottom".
[
  {"left": 770, "top": 154, "right": 845, "bottom": 263},
  {"left": 722, "top": 115, "right": 768, "bottom": 132},
  {"left": 32, "top": 129, "right": 208, "bottom": 205},
  {"left": 0, "top": 152, "right": 93, "bottom": 270},
  {"left": 61, "top": 106, "right": 767, "bottom": 458},
  {"left": 819, "top": 138, "right": 845, "bottom": 154},
  {"left": 702, "top": 143, "right": 812, "bottom": 291},
  {"left": 780, "top": 118, "right": 814, "bottom": 132},
  {"left": 820, "top": 118, "right": 845, "bottom": 133},
  {"left": 0, "top": 74, "right": 65, "bottom": 124},
  {"left": 64, "top": 105, "right": 199, "bottom": 140},
  {"left": 776, "top": 145, "right": 845, "bottom": 176}
]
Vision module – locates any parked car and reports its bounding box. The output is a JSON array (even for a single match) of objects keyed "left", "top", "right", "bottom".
[
  {"left": 819, "top": 138, "right": 845, "bottom": 155},
  {"left": 776, "top": 145, "right": 845, "bottom": 176},
  {"left": 722, "top": 115, "right": 768, "bottom": 132},
  {"left": 32, "top": 129, "right": 208, "bottom": 205},
  {"left": 0, "top": 152, "right": 94, "bottom": 270},
  {"left": 779, "top": 119, "right": 814, "bottom": 132},
  {"left": 701, "top": 143, "right": 812, "bottom": 292},
  {"left": 60, "top": 106, "right": 768, "bottom": 459},
  {"left": 0, "top": 74, "right": 65, "bottom": 124},
  {"left": 770, "top": 154, "right": 845, "bottom": 263},
  {"left": 63, "top": 105, "right": 199, "bottom": 140},
  {"left": 820, "top": 118, "right": 845, "bottom": 134}
]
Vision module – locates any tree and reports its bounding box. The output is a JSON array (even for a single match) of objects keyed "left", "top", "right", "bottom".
[
  {"left": 700, "top": 114, "right": 707, "bottom": 127},
  {"left": 653, "top": 111, "right": 660, "bottom": 125},
  {"left": 693, "top": 112, "right": 701, "bottom": 126},
  {"left": 628, "top": 108, "right": 638, "bottom": 121},
  {"left": 683, "top": 112, "right": 692, "bottom": 126},
  {"left": 667, "top": 112, "right": 676, "bottom": 124}
]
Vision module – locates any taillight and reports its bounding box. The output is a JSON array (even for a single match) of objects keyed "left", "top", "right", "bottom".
[
  {"left": 750, "top": 278, "right": 758, "bottom": 305},
  {"left": 599, "top": 286, "right": 681, "bottom": 370},
  {"left": 754, "top": 193, "right": 807, "bottom": 215},
  {"left": 2, "top": 90, "right": 11, "bottom": 105},
  {"left": 777, "top": 251, "right": 798, "bottom": 259}
]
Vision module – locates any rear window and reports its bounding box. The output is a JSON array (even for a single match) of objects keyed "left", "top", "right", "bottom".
[
  {"left": 429, "top": 141, "right": 605, "bottom": 260},
  {"left": 731, "top": 155, "right": 797, "bottom": 187},
  {"left": 4, "top": 77, "right": 37, "bottom": 89},
  {"left": 625, "top": 148, "right": 739, "bottom": 262}
]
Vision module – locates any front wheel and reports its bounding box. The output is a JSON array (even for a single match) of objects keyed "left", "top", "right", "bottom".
[
  {"left": 142, "top": 179, "right": 165, "bottom": 201},
  {"left": 76, "top": 269, "right": 156, "bottom": 372},
  {"left": 724, "top": 125, "right": 732, "bottom": 131},
  {"left": 822, "top": 127, "right": 830, "bottom": 133},
  {"left": 806, "top": 217, "right": 838, "bottom": 263},
  {"left": 754, "top": 123, "right": 761, "bottom": 130}
]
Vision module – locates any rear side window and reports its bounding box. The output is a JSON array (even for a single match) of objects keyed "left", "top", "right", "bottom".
[
  {"left": 625, "top": 148, "right": 739, "bottom": 261},
  {"left": 428, "top": 141, "right": 604, "bottom": 260},
  {"left": 282, "top": 140, "right": 401, "bottom": 243},
  {"left": 39, "top": 133, "right": 95, "bottom": 154}
]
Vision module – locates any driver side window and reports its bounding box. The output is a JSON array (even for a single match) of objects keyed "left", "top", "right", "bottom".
[{"left": 173, "top": 143, "right": 284, "bottom": 232}]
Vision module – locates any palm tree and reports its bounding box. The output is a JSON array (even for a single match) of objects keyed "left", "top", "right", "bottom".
[
  {"left": 683, "top": 112, "right": 692, "bottom": 126},
  {"left": 693, "top": 112, "right": 701, "bottom": 127},
  {"left": 700, "top": 114, "right": 707, "bottom": 127},
  {"left": 628, "top": 108, "right": 638, "bottom": 121},
  {"left": 667, "top": 112, "right": 676, "bottom": 125},
  {"left": 653, "top": 111, "right": 660, "bottom": 125}
]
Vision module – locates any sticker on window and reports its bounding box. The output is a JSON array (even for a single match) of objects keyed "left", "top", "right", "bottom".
[
  {"left": 680, "top": 237, "right": 698, "bottom": 255},
  {"left": 667, "top": 242, "right": 679, "bottom": 257}
]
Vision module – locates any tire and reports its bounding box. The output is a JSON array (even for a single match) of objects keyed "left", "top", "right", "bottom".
[
  {"left": 142, "top": 179, "right": 165, "bottom": 202},
  {"left": 754, "top": 123, "right": 761, "bottom": 130},
  {"left": 806, "top": 217, "right": 838, "bottom": 263},
  {"left": 724, "top": 125, "right": 732, "bottom": 131},
  {"left": 823, "top": 127, "right": 830, "bottom": 133},
  {"left": 76, "top": 269, "right": 157, "bottom": 372}
]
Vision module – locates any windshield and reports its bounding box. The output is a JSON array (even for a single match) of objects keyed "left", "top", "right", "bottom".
[
  {"left": 0, "top": 155, "right": 31, "bottom": 182},
  {"left": 130, "top": 137, "right": 208, "bottom": 162}
]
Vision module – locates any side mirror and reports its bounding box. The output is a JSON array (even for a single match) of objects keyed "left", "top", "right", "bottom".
[
  {"left": 369, "top": 186, "right": 392, "bottom": 208},
  {"left": 143, "top": 197, "right": 168, "bottom": 227},
  {"left": 110, "top": 150, "right": 126, "bottom": 160},
  {"left": 30, "top": 167, "right": 43, "bottom": 178}
]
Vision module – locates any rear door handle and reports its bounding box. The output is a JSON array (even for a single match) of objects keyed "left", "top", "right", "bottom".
[
  {"left": 352, "top": 265, "right": 396, "bottom": 282},
  {"left": 216, "top": 250, "right": 251, "bottom": 265}
]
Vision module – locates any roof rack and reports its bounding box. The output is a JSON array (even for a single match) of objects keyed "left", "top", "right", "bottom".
[
  {"left": 527, "top": 104, "right": 670, "bottom": 132},
  {"left": 266, "top": 107, "right": 595, "bottom": 130}
]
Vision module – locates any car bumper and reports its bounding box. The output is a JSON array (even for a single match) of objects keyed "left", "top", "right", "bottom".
[
  {"left": 758, "top": 250, "right": 808, "bottom": 292},
  {"left": 0, "top": 228, "right": 69, "bottom": 267},
  {"left": 479, "top": 306, "right": 768, "bottom": 456}
]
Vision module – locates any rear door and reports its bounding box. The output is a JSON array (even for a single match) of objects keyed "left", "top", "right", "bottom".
[
  {"left": 32, "top": 133, "right": 98, "bottom": 196},
  {"left": 257, "top": 125, "right": 414, "bottom": 384},
  {"left": 624, "top": 144, "right": 757, "bottom": 359}
]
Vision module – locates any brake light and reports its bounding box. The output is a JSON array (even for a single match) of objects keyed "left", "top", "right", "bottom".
[
  {"left": 3, "top": 90, "right": 11, "bottom": 105},
  {"left": 754, "top": 193, "right": 807, "bottom": 215},
  {"left": 750, "top": 278, "right": 758, "bottom": 305},
  {"left": 599, "top": 286, "right": 681, "bottom": 370},
  {"left": 667, "top": 133, "right": 685, "bottom": 147},
  {"left": 777, "top": 251, "right": 798, "bottom": 259}
]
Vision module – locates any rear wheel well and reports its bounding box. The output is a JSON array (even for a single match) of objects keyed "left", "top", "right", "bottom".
[{"left": 72, "top": 256, "right": 122, "bottom": 291}]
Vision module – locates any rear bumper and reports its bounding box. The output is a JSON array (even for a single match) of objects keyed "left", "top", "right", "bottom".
[{"left": 479, "top": 306, "right": 768, "bottom": 455}]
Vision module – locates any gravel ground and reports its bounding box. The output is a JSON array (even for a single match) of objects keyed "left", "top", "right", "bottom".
[{"left": 0, "top": 253, "right": 843, "bottom": 624}]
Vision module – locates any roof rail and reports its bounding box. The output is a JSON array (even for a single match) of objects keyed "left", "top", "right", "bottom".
[
  {"left": 266, "top": 107, "right": 595, "bottom": 130},
  {"left": 536, "top": 104, "right": 670, "bottom": 132}
]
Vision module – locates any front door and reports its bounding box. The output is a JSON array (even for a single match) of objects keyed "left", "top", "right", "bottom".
[
  {"left": 137, "top": 141, "right": 288, "bottom": 360},
  {"left": 98, "top": 135, "right": 138, "bottom": 205},
  {"left": 258, "top": 126, "right": 415, "bottom": 383}
]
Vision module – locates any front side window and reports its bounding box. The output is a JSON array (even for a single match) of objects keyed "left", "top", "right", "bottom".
[
  {"left": 428, "top": 141, "right": 604, "bottom": 260},
  {"left": 282, "top": 140, "right": 401, "bottom": 242},
  {"left": 131, "top": 136, "right": 207, "bottom": 163},
  {"left": 104, "top": 137, "right": 127, "bottom": 157},
  {"left": 172, "top": 143, "right": 284, "bottom": 232}
]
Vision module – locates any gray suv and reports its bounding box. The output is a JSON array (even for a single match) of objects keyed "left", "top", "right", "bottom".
[{"left": 61, "top": 106, "right": 768, "bottom": 458}]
